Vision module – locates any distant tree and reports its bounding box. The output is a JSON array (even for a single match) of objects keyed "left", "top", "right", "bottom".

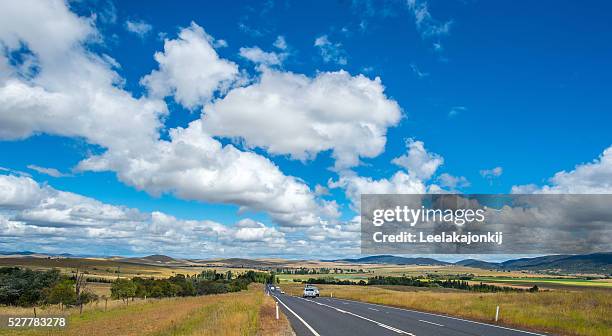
[
  {"left": 111, "top": 279, "right": 136, "bottom": 304},
  {"left": 74, "top": 268, "right": 91, "bottom": 312},
  {"left": 46, "top": 279, "right": 77, "bottom": 306}
]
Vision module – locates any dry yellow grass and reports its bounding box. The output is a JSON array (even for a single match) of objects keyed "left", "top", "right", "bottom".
[
  {"left": 256, "top": 293, "right": 293, "bottom": 336},
  {"left": 0, "top": 284, "right": 293, "bottom": 336},
  {"left": 276, "top": 264, "right": 585, "bottom": 285},
  {"left": 0, "top": 257, "right": 258, "bottom": 281},
  {"left": 282, "top": 283, "right": 611, "bottom": 336}
]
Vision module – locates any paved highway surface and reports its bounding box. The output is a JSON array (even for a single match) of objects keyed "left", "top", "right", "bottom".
[{"left": 269, "top": 289, "right": 550, "bottom": 336}]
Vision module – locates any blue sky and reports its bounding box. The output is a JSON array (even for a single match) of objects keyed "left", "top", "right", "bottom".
[{"left": 0, "top": 0, "right": 611, "bottom": 259}]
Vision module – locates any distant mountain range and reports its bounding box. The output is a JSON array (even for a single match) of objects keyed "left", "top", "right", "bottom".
[
  {"left": 497, "top": 253, "right": 612, "bottom": 273},
  {"left": 2, "top": 251, "right": 610, "bottom": 274},
  {"left": 335, "top": 253, "right": 612, "bottom": 274},
  {"left": 336, "top": 255, "right": 450, "bottom": 266}
]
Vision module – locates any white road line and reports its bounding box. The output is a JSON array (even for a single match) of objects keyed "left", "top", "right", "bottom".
[
  {"left": 379, "top": 324, "right": 406, "bottom": 334},
  {"left": 368, "top": 308, "right": 379, "bottom": 311},
  {"left": 328, "top": 297, "right": 548, "bottom": 336},
  {"left": 302, "top": 298, "right": 415, "bottom": 335},
  {"left": 419, "top": 319, "right": 444, "bottom": 327},
  {"left": 274, "top": 296, "right": 321, "bottom": 336}
]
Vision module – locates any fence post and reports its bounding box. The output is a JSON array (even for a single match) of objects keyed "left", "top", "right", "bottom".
[
  {"left": 495, "top": 305, "right": 500, "bottom": 322},
  {"left": 33, "top": 307, "right": 36, "bottom": 317},
  {"left": 275, "top": 301, "right": 279, "bottom": 320},
  {"left": 331, "top": 292, "right": 333, "bottom": 298}
]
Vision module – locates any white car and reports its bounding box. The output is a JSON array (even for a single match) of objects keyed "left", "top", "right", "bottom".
[{"left": 303, "top": 285, "right": 319, "bottom": 298}]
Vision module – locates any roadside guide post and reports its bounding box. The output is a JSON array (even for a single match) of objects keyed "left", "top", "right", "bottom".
[
  {"left": 495, "top": 305, "right": 500, "bottom": 322},
  {"left": 276, "top": 301, "right": 279, "bottom": 320}
]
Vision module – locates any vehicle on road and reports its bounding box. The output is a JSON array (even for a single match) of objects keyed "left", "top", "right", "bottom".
[{"left": 303, "top": 285, "right": 319, "bottom": 298}]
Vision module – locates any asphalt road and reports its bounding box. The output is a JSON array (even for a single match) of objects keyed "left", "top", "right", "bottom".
[{"left": 270, "top": 291, "right": 550, "bottom": 336}]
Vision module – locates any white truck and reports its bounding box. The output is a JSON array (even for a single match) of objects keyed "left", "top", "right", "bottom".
[{"left": 303, "top": 284, "right": 319, "bottom": 298}]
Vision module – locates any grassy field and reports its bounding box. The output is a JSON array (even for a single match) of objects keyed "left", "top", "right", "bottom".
[
  {"left": 0, "top": 257, "right": 259, "bottom": 282},
  {"left": 473, "top": 277, "right": 612, "bottom": 289},
  {"left": 276, "top": 264, "right": 596, "bottom": 281},
  {"left": 280, "top": 283, "right": 611, "bottom": 336},
  {"left": 0, "top": 284, "right": 292, "bottom": 336},
  {"left": 5, "top": 256, "right": 609, "bottom": 290},
  {"left": 277, "top": 265, "right": 612, "bottom": 290}
]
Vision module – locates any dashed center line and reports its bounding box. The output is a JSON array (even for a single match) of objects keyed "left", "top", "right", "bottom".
[
  {"left": 419, "top": 319, "right": 444, "bottom": 327},
  {"left": 368, "top": 307, "right": 380, "bottom": 311}
]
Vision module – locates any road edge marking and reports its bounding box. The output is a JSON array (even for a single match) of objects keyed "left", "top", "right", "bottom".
[
  {"left": 274, "top": 296, "right": 322, "bottom": 336},
  {"left": 302, "top": 298, "right": 415, "bottom": 335}
]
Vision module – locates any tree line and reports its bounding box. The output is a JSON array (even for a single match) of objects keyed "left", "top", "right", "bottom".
[
  {"left": 0, "top": 267, "right": 275, "bottom": 307},
  {"left": 277, "top": 268, "right": 365, "bottom": 275},
  {"left": 302, "top": 275, "right": 539, "bottom": 293},
  {"left": 110, "top": 270, "right": 274, "bottom": 303}
]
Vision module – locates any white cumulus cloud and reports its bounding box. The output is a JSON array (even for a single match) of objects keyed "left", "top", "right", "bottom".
[
  {"left": 201, "top": 69, "right": 401, "bottom": 169},
  {"left": 329, "top": 171, "right": 426, "bottom": 210},
  {"left": 141, "top": 22, "right": 239, "bottom": 110},
  {"left": 0, "top": 173, "right": 287, "bottom": 256},
  {"left": 0, "top": 0, "right": 167, "bottom": 151},
  {"left": 512, "top": 146, "right": 612, "bottom": 194},
  {"left": 76, "top": 120, "right": 338, "bottom": 227},
  {"left": 392, "top": 139, "right": 443, "bottom": 180}
]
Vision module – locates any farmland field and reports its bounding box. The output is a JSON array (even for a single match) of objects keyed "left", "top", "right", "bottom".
[
  {"left": 277, "top": 264, "right": 612, "bottom": 290},
  {"left": 473, "top": 277, "right": 612, "bottom": 289},
  {"left": 0, "top": 257, "right": 258, "bottom": 281}
]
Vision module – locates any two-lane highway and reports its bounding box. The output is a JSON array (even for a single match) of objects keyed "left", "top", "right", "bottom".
[{"left": 271, "top": 292, "right": 550, "bottom": 336}]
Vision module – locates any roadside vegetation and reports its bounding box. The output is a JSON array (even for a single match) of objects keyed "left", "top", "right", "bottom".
[
  {"left": 0, "top": 284, "right": 291, "bottom": 336},
  {"left": 0, "top": 266, "right": 292, "bottom": 335},
  {"left": 0, "top": 267, "right": 273, "bottom": 307},
  {"left": 283, "top": 283, "right": 611, "bottom": 336}
]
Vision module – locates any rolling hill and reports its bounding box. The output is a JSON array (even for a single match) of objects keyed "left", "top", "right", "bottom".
[
  {"left": 2, "top": 251, "right": 610, "bottom": 274},
  {"left": 335, "top": 255, "right": 451, "bottom": 266},
  {"left": 337, "top": 253, "right": 612, "bottom": 274},
  {"left": 500, "top": 252, "right": 612, "bottom": 274}
]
